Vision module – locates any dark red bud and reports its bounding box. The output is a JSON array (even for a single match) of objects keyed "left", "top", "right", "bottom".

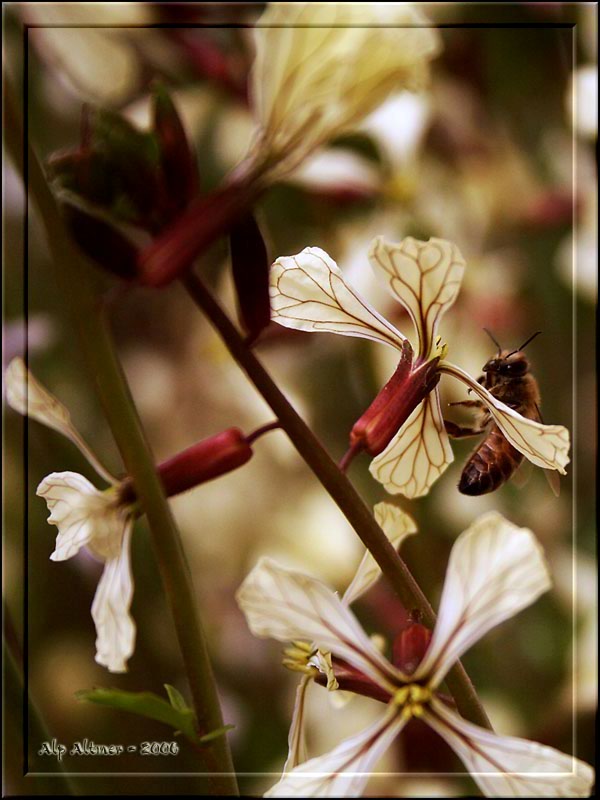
[
  {"left": 152, "top": 84, "right": 200, "bottom": 218},
  {"left": 61, "top": 202, "right": 139, "bottom": 280},
  {"left": 120, "top": 428, "right": 252, "bottom": 504},
  {"left": 137, "top": 177, "right": 262, "bottom": 287},
  {"left": 392, "top": 622, "right": 432, "bottom": 675},
  {"left": 230, "top": 213, "right": 270, "bottom": 341},
  {"left": 350, "top": 341, "right": 441, "bottom": 456}
]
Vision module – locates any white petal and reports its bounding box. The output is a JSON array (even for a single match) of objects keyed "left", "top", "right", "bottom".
[
  {"left": 283, "top": 676, "right": 312, "bottom": 772},
  {"left": 6, "top": 358, "right": 117, "bottom": 484},
  {"left": 369, "top": 391, "right": 454, "bottom": 498},
  {"left": 270, "top": 248, "right": 406, "bottom": 350},
  {"left": 440, "top": 362, "right": 570, "bottom": 474},
  {"left": 342, "top": 503, "right": 417, "bottom": 606},
  {"left": 91, "top": 522, "right": 135, "bottom": 673},
  {"left": 265, "top": 704, "right": 407, "bottom": 798},
  {"left": 252, "top": 4, "right": 440, "bottom": 178},
  {"left": 369, "top": 236, "right": 466, "bottom": 359},
  {"left": 236, "top": 557, "right": 401, "bottom": 693},
  {"left": 414, "top": 512, "right": 551, "bottom": 687},
  {"left": 37, "top": 472, "right": 123, "bottom": 561},
  {"left": 425, "top": 697, "right": 595, "bottom": 798}
]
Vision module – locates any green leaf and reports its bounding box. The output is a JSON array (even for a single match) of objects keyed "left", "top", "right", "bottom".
[
  {"left": 76, "top": 687, "right": 199, "bottom": 744},
  {"left": 164, "top": 683, "right": 188, "bottom": 713}
]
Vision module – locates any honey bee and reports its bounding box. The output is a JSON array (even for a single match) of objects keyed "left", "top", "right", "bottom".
[{"left": 445, "top": 330, "right": 559, "bottom": 496}]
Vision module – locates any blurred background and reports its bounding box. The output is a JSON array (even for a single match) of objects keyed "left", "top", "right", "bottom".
[{"left": 3, "top": 2, "right": 596, "bottom": 796}]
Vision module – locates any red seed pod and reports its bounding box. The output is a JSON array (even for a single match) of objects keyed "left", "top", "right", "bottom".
[
  {"left": 350, "top": 342, "right": 441, "bottom": 456},
  {"left": 230, "top": 213, "right": 271, "bottom": 342},
  {"left": 392, "top": 621, "right": 432, "bottom": 675},
  {"left": 120, "top": 428, "right": 253, "bottom": 503}
]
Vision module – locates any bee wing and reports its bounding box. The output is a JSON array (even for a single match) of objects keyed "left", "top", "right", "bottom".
[
  {"left": 510, "top": 459, "right": 532, "bottom": 490},
  {"left": 532, "top": 403, "right": 561, "bottom": 497}
]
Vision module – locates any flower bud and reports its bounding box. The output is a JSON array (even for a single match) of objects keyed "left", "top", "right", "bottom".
[
  {"left": 392, "top": 621, "right": 432, "bottom": 675},
  {"left": 230, "top": 212, "right": 270, "bottom": 341},
  {"left": 120, "top": 428, "right": 253, "bottom": 503},
  {"left": 152, "top": 83, "right": 200, "bottom": 220},
  {"left": 350, "top": 341, "right": 441, "bottom": 456}
]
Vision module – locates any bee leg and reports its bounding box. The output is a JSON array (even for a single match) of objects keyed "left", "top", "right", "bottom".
[
  {"left": 444, "top": 420, "right": 485, "bottom": 439},
  {"left": 448, "top": 400, "right": 482, "bottom": 408}
]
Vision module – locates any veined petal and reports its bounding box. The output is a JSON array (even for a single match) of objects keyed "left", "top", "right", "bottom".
[
  {"left": 6, "top": 358, "right": 117, "bottom": 484},
  {"left": 236, "top": 557, "right": 401, "bottom": 693},
  {"left": 369, "top": 390, "right": 454, "bottom": 498},
  {"left": 265, "top": 704, "right": 407, "bottom": 798},
  {"left": 91, "top": 522, "right": 135, "bottom": 673},
  {"left": 440, "top": 362, "right": 570, "bottom": 474},
  {"left": 342, "top": 503, "right": 417, "bottom": 606},
  {"left": 369, "top": 236, "right": 466, "bottom": 360},
  {"left": 414, "top": 512, "right": 551, "bottom": 688},
  {"left": 270, "top": 248, "right": 406, "bottom": 350},
  {"left": 425, "top": 697, "right": 595, "bottom": 798},
  {"left": 37, "top": 472, "right": 123, "bottom": 561},
  {"left": 283, "top": 675, "right": 312, "bottom": 772}
]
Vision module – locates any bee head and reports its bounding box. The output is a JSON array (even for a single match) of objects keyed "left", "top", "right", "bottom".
[{"left": 483, "top": 350, "right": 530, "bottom": 377}]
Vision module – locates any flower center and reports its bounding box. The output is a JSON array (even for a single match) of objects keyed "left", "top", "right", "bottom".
[{"left": 393, "top": 683, "right": 432, "bottom": 720}]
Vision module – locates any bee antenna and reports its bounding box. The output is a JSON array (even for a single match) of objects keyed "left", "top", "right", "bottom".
[
  {"left": 506, "top": 330, "right": 542, "bottom": 357},
  {"left": 483, "top": 328, "right": 502, "bottom": 355}
]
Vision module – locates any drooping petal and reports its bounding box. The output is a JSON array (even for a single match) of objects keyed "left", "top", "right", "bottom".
[
  {"left": 440, "top": 362, "right": 570, "bottom": 474},
  {"left": 236, "top": 557, "right": 401, "bottom": 693},
  {"left": 283, "top": 675, "right": 312, "bottom": 772},
  {"left": 91, "top": 522, "right": 135, "bottom": 673},
  {"left": 6, "top": 358, "right": 117, "bottom": 484},
  {"left": 369, "top": 390, "right": 454, "bottom": 498},
  {"left": 425, "top": 697, "right": 595, "bottom": 798},
  {"left": 36, "top": 472, "right": 123, "bottom": 561},
  {"left": 265, "top": 704, "right": 407, "bottom": 798},
  {"left": 270, "top": 248, "right": 406, "bottom": 350},
  {"left": 369, "top": 236, "right": 466, "bottom": 360},
  {"left": 414, "top": 512, "right": 551, "bottom": 687},
  {"left": 342, "top": 503, "right": 417, "bottom": 606}
]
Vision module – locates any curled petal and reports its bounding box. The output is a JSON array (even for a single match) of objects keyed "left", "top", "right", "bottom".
[
  {"left": 425, "top": 697, "right": 595, "bottom": 798},
  {"left": 36, "top": 472, "right": 123, "bottom": 561},
  {"left": 440, "top": 362, "right": 570, "bottom": 474},
  {"left": 265, "top": 704, "right": 407, "bottom": 798},
  {"left": 91, "top": 523, "right": 135, "bottom": 673},
  {"left": 369, "top": 236, "right": 466, "bottom": 360},
  {"left": 270, "top": 248, "right": 406, "bottom": 350},
  {"left": 236, "top": 557, "right": 401, "bottom": 693},
  {"left": 342, "top": 502, "right": 417, "bottom": 606},
  {"left": 414, "top": 512, "right": 551, "bottom": 687},
  {"left": 6, "top": 358, "right": 117, "bottom": 484},
  {"left": 369, "top": 391, "right": 454, "bottom": 498},
  {"left": 283, "top": 675, "right": 312, "bottom": 772}
]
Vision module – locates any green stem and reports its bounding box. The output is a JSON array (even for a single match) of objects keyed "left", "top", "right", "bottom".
[
  {"left": 6, "top": 83, "right": 238, "bottom": 794},
  {"left": 183, "top": 270, "right": 492, "bottom": 732}
]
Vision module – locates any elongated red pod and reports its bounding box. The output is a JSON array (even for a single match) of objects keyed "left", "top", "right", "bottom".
[{"left": 230, "top": 213, "right": 270, "bottom": 341}]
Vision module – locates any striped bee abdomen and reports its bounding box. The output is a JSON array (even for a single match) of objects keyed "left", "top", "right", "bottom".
[{"left": 458, "top": 426, "right": 523, "bottom": 496}]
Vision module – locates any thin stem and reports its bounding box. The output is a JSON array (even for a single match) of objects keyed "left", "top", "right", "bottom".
[
  {"left": 6, "top": 82, "right": 238, "bottom": 794},
  {"left": 245, "top": 420, "right": 281, "bottom": 445},
  {"left": 182, "top": 270, "right": 492, "bottom": 731}
]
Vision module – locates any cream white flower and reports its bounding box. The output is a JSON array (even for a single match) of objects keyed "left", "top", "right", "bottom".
[
  {"left": 248, "top": 3, "right": 441, "bottom": 181},
  {"left": 237, "top": 512, "right": 594, "bottom": 798},
  {"left": 279, "top": 503, "right": 417, "bottom": 771},
  {"left": 269, "top": 238, "right": 570, "bottom": 498},
  {"left": 6, "top": 358, "right": 136, "bottom": 673}
]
